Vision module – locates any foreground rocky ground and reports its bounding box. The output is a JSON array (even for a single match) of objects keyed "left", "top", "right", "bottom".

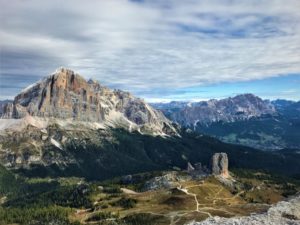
[{"left": 188, "top": 195, "right": 300, "bottom": 225}]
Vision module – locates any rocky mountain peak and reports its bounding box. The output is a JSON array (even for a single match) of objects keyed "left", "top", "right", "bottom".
[
  {"left": 1, "top": 68, "right": 177, "bottom": 135},
  {"left": 232, "top": 93, "right": 257, "bottom": 100},
  {"left": 152, "top": 93, "right": 276, "bottom": 126},
  {"left": 87, "top": 78, "right": 100, "bottom": 85}
]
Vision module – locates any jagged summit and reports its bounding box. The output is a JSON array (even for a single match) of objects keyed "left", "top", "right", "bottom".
[
  {"left": 231, "top": 93, "right": 257, "bottom": 99},
  {"left": 152, "top": 93, "right": 276, "bottom": 126},
  {"left": 1, "top": 68, "right": 177, "bottom": 135},
  {"left": 87, "top": 78, "right": 99, "bottom": 85}
]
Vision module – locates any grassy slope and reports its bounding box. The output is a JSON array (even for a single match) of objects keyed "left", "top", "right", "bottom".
[
  {"left": 1, "top": 165, "right": 299, "bottom": 225},
  {"left": 68, "top": 170, "right": 300, "bottom": 225}
]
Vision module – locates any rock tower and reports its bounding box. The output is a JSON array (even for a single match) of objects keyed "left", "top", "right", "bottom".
[{"left": 211, "top": 153, "right": 229, "bottom": 178}]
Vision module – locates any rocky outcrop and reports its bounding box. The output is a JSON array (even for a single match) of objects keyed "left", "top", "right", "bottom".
[
  {"left": 187, "top": 162, "right": 195, "bottom": 172},
  {"left": 1, "top": 68, "right": 177, "bottom": 135},
  {"left": 187, "top": 195, "right": 300, "bottom": 225},
  {"left": 211, "top": 153, "right": 229, "bottom": 178},
  {"left": 0, "top": 100, "right": 13, "bottom": 117},
  {"left": 186, "top": 162, "right": 209, "bottom": 179},
  {"left": 143, "top": 172, "right": 191, "bottom": 191},
  {"left": 152, "top": 94, "right": 276, "bottom": 126},
  {"left": 143, "top": 172, "right": 180, "bottom": 191}
]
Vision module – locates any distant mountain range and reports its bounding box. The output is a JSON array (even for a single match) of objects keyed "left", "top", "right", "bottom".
[
  {"left": 151, "top": 95, "right": 300, "bottom": 150},
  {"left": 1, "top": 68, "right": 300, "bottom": 180}
]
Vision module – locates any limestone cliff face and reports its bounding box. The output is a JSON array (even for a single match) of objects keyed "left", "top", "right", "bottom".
[
  {"left": 1, "top": 68, "right": 177, "bottom": 135},
  {"left": 211, "top": 153, "right": 229, "bottom": 178},
  {"left": 152, "top": 94, "right": 276, "bottom": 126}
]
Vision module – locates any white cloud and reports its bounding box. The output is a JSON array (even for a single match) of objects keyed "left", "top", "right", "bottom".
[{"left": 0, "top": 0, "right": 300, "bottom": 99}]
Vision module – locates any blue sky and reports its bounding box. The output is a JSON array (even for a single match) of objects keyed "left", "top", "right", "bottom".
[
  {"left": 141, "top": 74, "right": 300, "bottom": 102},
  {"left": 0, "top": 0, "right": 300, "bottom": 102}
]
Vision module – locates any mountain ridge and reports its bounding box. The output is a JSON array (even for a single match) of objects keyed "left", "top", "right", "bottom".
[
  {"left": 0, "top": 70, "right": 299, "bottom": 180},
  {"left": 151, "top": 95, "right": 300, "bottom": 150},
  {"left": 1, "top": 68, "right": 177, "bottom": 136},
  {"left": 151, "top": 93, "right": 278, "bottom": 126}
]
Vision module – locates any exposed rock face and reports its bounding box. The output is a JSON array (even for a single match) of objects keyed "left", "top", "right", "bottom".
[
  {"left": 1, "top": 68, "right": 177, "bottom": 135},
  {"left": 211, "top": 153, "right": 229, "bottom": 178},
  {"left": 0, "top": 103, "right": 14, "bottom": 119},
  {"left": 187, "top": 195, "right": 300, "bottom": 225},
  {"left": 0, "top": 100, "right": 13, "bottom": 117},
  {"left": 194, "top": 163, "right": 209, "bottom": 174},
  {"left": 187, "top": 162, "right": 195, "bottom": 172},
  {"left": 0, "top": 68, "right": 179, "bottom": 172},
  {"left": 151, "top": 94, "right": 276, "bottom": 126}
]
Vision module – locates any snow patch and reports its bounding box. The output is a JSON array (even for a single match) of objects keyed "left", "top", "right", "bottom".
[{"left": 50, "top": 138, "right": 62, "bottom": 150}]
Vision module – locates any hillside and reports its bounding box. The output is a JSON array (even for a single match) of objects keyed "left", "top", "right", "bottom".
[
  {"left": 1, "top": 125, "right": 300, "bottom": 180},
  {"left": 0, "top": 165, "right": 299, "bottom": 225}
]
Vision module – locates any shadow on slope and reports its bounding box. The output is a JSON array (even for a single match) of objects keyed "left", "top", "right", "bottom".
[{"left": 15, "top": 128, "right": 300, "bottom": 181}]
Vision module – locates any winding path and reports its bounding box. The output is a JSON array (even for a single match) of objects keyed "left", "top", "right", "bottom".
[{"left": 177, "top": 185, "right": 212, "bottom": 217}]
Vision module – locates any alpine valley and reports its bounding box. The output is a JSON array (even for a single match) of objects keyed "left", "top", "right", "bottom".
[
  {"left": 151, "top": 94, "right": 300, "bottom": 150},
  {"left": 0, "top": 69, "right": 299, "bottom": 225}
]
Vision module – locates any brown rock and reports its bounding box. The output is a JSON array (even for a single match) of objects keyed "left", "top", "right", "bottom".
[{"left": 1, "top": 68, "right": 177, "bottom": 135}]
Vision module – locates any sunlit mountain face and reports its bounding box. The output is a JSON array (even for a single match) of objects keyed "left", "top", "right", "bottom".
[{"left": 0, "top": 1, "right": 300, "bottom": 225}]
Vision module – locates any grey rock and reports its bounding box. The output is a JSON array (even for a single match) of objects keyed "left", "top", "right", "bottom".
[
  {"left": 0, "top": 100, "right": 13, "bottom": 117},
  {"left": 143, "top": 172, "right": 180, "bottom": 191},
  {"left": 41, "top": 135, "right": 48, "bottom": 141},
  {"left": 187, "top": 195, "right": 300, "bottom": 225},
  {"left": 194, "top": 162, "right": 203, "bottom": 171},
  {"left": 211, "top": 153, "right": 229, "bottom": 178},
  {"left": 1, "top": 103, "right": 14, "bottom": 119},
  {"left": 152, "top": 94, "right": 276, "bottom": 126},
  {"left": 187, "top": 162, "right": 195, "bottom": 172}
]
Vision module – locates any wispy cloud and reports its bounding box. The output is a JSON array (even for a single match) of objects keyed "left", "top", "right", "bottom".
[{"left": 0, "top": 0, "right": 300, "bottom": 100}]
